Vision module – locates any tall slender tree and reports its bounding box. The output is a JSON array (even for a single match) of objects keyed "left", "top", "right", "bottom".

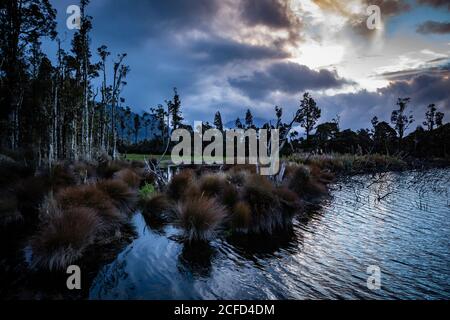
[
  {"left": 133, "top": 114, "right": 141, "bottom": 144},
  {"left": 97, "top": 45, "right": 111, "bottom": 151},
  {"left": 167, "top": 88, "right": 183, "bottom": 130},
  {"left": 0, "top": 0, "right": 56, "bottom": 149},
  {"left": 391, "top": 97, "right": 414, "bottom": 142},
  {"left": 235, "top": 118, "right": 243, "bottom": 129},
  {"left": 296, "top": 92, "right": 321, "bottom": 142},
  {"left": 214, "top": 111, "right": 224, "bottom": 131},
  {"left": 423, "top": 104, "right": 445, "bottom": 131},
  {"left": 110, "top": 54, "right": 129, "bottom": 159},
  {"left": 245, "top": 109, "right": 254, "bottom": 129}
]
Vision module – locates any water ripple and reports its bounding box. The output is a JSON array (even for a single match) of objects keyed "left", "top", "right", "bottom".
[{"left": 90, "top": 169, "right": 450, "bottom": 300}]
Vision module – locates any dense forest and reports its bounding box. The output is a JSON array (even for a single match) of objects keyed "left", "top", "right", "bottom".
[
  {"left": 127, "top": 92, "right": 449, "bottom": 160},
  {"left": 0, "top": 0, "right": 164, "bottom": 163}
]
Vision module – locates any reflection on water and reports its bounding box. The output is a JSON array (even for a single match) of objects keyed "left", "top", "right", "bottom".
[{"left": 89, "top": 169, "right": 450, "bottom": 300}]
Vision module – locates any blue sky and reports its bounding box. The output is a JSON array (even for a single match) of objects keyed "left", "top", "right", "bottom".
[{"left": 43, "top": 0, "right": 450, "bottom": 132}]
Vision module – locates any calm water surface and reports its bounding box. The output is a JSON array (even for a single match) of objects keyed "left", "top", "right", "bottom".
[{"left": 89, "top": 169, "right": 450, "bottom": 300}]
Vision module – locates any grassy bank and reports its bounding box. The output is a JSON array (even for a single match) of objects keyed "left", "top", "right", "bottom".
[
  {"left": 285, "top": 153, "right": 450, "bottom": 175},
  {"left": 0, "top": 156, "right": 155, "bottom": 273}
]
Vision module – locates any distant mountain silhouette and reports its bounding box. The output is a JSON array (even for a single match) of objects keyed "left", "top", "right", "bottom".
[{"left": 106, "top": 105, "right": 159, "bottom": 142}]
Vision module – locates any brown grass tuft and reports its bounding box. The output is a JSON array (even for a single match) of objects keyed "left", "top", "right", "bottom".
[
  {"left": 242, "top": 175, "right": 282, "bottom": 234},
  {"left": 221, "top": 183, "right": 239, "bottom": 209},
  {"left": 97, "top": 179, "right": 137, "bottom": 215},
  {"left": 114, "top": 168, "right": 141, "bottom": 189},
  {"left": 226, "top": 168, "right": 250, "bottom": 186},
  {"left": 56, "top": 185, "right": 123, "bottom": 221},
  {"left": 72, "top": 161, "right": 97, "bottom": 184},
  {"left": 97, "top": 160, "right": 130, "bottom": 179},
  {"left": 198, "top": 174, "right": 227, "bottom": 198},
  {"left": 166, "top": 170, "right": 195, "bottom": 201},
  {"left": 48, "top": 164, "right": 77, "bottom": 189},
  {"left": 141, "top": 194, "right": 174, "bottom": 223},
  {"left": 288, "top": 165, "right": 328, "bottom": 198},
  {"left": 288, "top": 165, "right": 310, "bottom": 194},
  {"left": 274, "top": 187, "right": 302, "bottom": 217},
  {"left": 31, "top": 206, "right": 101, "bottom": 271},
  {"left": 231, "top": 201, "right": 252, "bottom": 232},
  {"left": 176, "top": 196, "right": 227, "bottom": 243}
]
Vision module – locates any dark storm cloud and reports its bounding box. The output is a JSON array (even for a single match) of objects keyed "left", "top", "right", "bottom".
[
  {"left": 377, "top": 60, "right": 450, "bottom": 80},
  {"left": 379, "top": 74, "right": 450, "bottom": 110},
  {"left": 187, "top": 37, "right": 290, "bottom": 65},
  {"left": 417, "top": 21, "right": 450, "bottom": 34},
  {"left": 89, "top": 0, "right": 221, "bottom": 46},
  {"left": 417, "top": 0, "right": 450, "bottom": 11},
  {"left": 51, "top": 0, "right": 295, "bottom": 114},
  {"left": 319, "top": 73, "right": 450, "bottom": 131},
  {"left": 91, "top": 0, "right": 301, "bottom": 47},
  {"left": 240, "top": 0, "right": 291, "bottom": 29},
  {"left": 228, "top": 62, "right": 353, "bottom": 99}
]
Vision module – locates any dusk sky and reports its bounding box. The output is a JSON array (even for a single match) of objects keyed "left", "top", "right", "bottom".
[{"left": 45, "top": 0, "right": 450, "bottom": 132}]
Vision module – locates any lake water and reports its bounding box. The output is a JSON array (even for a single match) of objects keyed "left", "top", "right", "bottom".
[{"left": 89, "top": 169, "right": 450, "bottom": 300}]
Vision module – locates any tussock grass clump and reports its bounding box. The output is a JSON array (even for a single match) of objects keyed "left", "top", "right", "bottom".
[
  {"left": 241, "top": 175, "right": 284, "bottom": 234},
  {"left": 97, "top": 179, "right": 137, "bottom": 216},
  {"left": 48, "top": 164, "right": 77, "bottom": 189},
  {"left": 114, "top": 168, "right": 141, "bottom": 189},
  {"left": 31, "top": 206, "right": 101, "bottom": 271},
  {"left": 288, "top": 165, "right": 328, "bottom": 199},
  {"left": 308, "top": 163, "right": 335, "bottom": 184},
  {"left": 221, "top": 183, "right": 239, "bottom": 209},
  {"left": 288, "top": 165, "right": 310, "bottom": 190},
  {"left": 56, "top": 185, "right": 123, "bottom": 221},
  {"left": 176, "top": 196, "right": 227, "bottom": 243},
  {"left": 72, "top": 161, "right": 97, "bottom": 184},
  {"left": 274, "top": 187, "right": 302, "bottom": 217},
  {"left": 167, "top": 170, "right": 195, "bottom": 201},
  {"left": 141, "top": 193, "right": 175, "bottom": 223},
  {"left": 97, "top": 160, "right": 130, "bottom": 179},
  {"left": 226, "top": 168, "right": 250, "bottom": 186},
  {"left": 198, "top": 174, "right": 227, "bottom": 198},
  {"left": 231, "top": 201, "right": 252, "bottom": 232}
]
